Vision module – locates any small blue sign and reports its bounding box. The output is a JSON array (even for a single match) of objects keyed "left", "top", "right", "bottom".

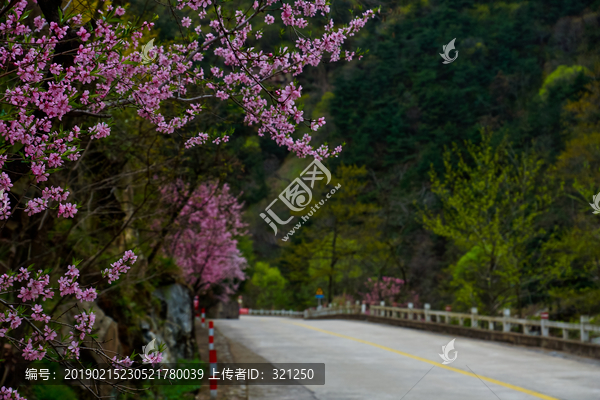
[{"left": 315, "top": 294, "right": 324, "bottom": 299}]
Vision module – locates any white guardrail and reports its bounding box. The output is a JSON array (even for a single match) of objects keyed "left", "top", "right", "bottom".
[
  {"left": 246, "top": 309, "right": 304, "bottom": 317},
  {"left": 303, "top": 304, "right": 600, "bottom": 343}
]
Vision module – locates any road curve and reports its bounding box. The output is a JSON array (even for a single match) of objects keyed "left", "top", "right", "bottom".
[{"left": 215, "top": 316, "right": 600, "bottom": 400}]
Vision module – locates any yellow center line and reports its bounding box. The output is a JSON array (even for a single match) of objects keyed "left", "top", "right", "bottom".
[{"left": 282, "top": 320, "right": 559, "bottom": 400}]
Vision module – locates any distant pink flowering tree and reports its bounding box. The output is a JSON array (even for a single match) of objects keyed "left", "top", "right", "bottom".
[
  {"left": 163, "top": 181, "right": 247, "bottom": 299},
  {"left": 363, "top": 276, "right": 404, "bottom": 304}
]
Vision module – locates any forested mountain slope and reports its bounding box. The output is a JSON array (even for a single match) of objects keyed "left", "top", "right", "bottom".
[{"left": 244, "top": 0, "right": 600, "bottom": 323}]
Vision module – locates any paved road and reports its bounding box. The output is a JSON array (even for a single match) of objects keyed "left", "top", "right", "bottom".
[{"left": 215, "top": 316, "right": 600, "bottom": 400}]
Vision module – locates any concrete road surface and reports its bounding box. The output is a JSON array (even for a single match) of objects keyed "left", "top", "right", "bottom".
[{"left": 215, "top": 316, "right": 600, "bottom": 400}]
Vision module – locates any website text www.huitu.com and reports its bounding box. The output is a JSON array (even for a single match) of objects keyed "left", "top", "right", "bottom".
[{"left": 281, "top": 183, "right": 341, "bottom": 242}]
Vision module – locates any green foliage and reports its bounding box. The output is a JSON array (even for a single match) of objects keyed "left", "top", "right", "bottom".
[
  {"left": 153, "top": 384, "right": 201, "bottom": 400},
  {"left": 539, "top": 65, "right": 590, "bottom": 99},
  {"left": 418, "top": 131, "right": 559, "bottom": 314},
  {"left": 330, "top": 0, "right": 552, "bottom": 174},
  {"left": 539, "top": 70, "right": 600, "bottom": 318},
  {"left": 32, "top": 385, "right": 79, "bottom": 400},
  {"left": 449, "top": 245, "right": 492, "bottom": 312},
  {"left": 280, "top": 164, "right": 384, "bottom": 304},
  {"left": 246, "top": 262, "right": 289, "bottom": 309}
]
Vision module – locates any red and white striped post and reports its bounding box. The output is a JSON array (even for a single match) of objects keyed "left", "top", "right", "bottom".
[
  {"left": 208, "top": 320, "right": 214, "bottom": 350},
  {"left": 201, "top": 308, "right": 206, "bottom": 328},
  {"left": 209, "top": 321, "right": 217, "bottom": 398}
]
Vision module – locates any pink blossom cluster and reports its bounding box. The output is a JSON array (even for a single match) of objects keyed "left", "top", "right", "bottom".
[
  {"left": 31, "top": 305, "right": 50, "bottom": 323},
  {"left": 58, "top": 265, "right": 97, "bottom": 302},
  {"left": 102, "top": 250, "right": 138, "bottom": 283},
  {"left": 163, "top": 181, "right": 247, "bottom": 299},
  {"left": 16, "top": 269, "right": 53, "bottom": 302},
  {"left": 185, "top": 132, "right": 209, "bottom": 148},
  {"left": 0, "top": 0, "right": 375, "bottom": 221},
  {"left": 67, "top": 334, "right": 81, "bottom": 359},
  {"left": 23, "top": 186, "right": 77, "bottom": 218},
  {"left": 0, "top": 386, "right": 25, "bottom": 400},
  {"left": 22, "top": 338, "right": 46, "bottom": 361},
  {"left": 74, "top": 310, "right": 96, "bottom": 340},
  {"left": 141, "top": 351, "right": 163, "bottom": 365},
  {"left": 111, "top": 355, "right": 134, "bottom": 369},
  {"left": 0, "top": 251, "right": 136, "bottom": 378},
  {"left": 363, "top": 277, "right": 404, "bottom": 304}
]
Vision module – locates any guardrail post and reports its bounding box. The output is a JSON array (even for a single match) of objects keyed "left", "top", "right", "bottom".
[
  {"left": 581, "top": 316, "right": 590, "bottom": 342},
  {"left": 299, "top": 303, "right": 597, "bottom": 344},
  {"left": 459, "top": 316, "right": 464, "bottom": 326},
  {"left": 380, "top": 301, "right": 385, "bottom": 317},
  {"left": 471, "top": 307, "right": 478, "bottom": 328},
  {"left": 541, "top": 319, "right": 548, "bottom": 336},
  {"left": 541, "top": 312, "right": 549, "bottom": 337},
  {"left": 503, "top": 308, "right": 511, "bottom": 332}
]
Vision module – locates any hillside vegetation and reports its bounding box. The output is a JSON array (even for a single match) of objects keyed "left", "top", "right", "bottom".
[{"left": 244, "top": 0, "right": 600, "bottom": 325}]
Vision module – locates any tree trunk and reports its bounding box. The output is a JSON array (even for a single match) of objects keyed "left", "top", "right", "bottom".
[
  {"left": 327, "top": 220, "right": 338, "bottom": 304},
  {"left": 327, "top": 273, "right": 333, "bottom": 304}
]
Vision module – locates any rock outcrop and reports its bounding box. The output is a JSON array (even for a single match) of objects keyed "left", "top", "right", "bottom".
[{"left": 140, "top": 283, "right": 195, "bottom": 363}]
